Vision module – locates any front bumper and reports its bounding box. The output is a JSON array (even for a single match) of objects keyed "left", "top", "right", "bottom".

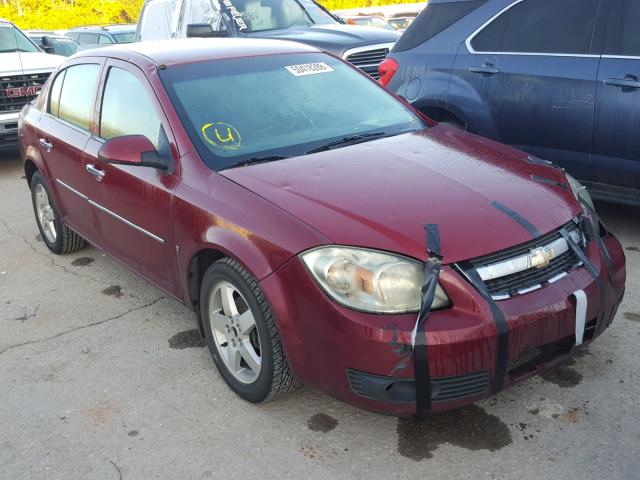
[
  {"left": 0, "top": 111, "right": 20, "bottom": 150},
  {"left": 260, "top": 234, "right": 626, "bottom": 416}
]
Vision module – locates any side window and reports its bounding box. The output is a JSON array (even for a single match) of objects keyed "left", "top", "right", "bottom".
[
  {"left": 394, "top": 0, "right": 486, "bottom": 53},
  {"left": 472, "top": 0, "right": 600, "bottom": 55},
  {"left": 98, "top": 34, "right": 113, "bottom": 44},
  {"left": 99, "top": 67, "right": 163, "bottom": 147},
  {"left": 48, "top": 69, "right": 66, "bottom": 117},
  {"left": 620, "top": 0, "right": 640, "bottom": 56},
  {"left": 57, "top": 64, "right": 101, "bottom": 130},
  {"left": 78, "top": 32, "right": 98, "bottom": 44}
]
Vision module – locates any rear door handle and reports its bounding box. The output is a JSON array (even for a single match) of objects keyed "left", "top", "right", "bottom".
[
  {"left": 470, "top": 65, "right": 500, "bottom": 75},
  {"left": 86, "top": 164, "right": 106, "bottom": 181},
  {"left": 38, "top": 138, "right": 53, "bottom": 152},
  {"left": 605, "top": 77, "right": 640, "bottom": 89}
]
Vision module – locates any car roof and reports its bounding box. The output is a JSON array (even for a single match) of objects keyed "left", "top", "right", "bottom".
[
  {"left": 70, "top": 24, "right": 136, "bottom": 32},
  {"left": 73, "top": 38, "right": 321, "bottom": 67}
]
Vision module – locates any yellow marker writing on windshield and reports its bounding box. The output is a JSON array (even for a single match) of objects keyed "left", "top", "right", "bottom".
[{"left": 201, "top": 122, "right": 242, "bottom": 150}]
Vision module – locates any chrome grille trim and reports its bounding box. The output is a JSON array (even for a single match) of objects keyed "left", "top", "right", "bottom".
[
  {"left": 476, "top": 229, "right": 581, "bottom": 282},
  {"left": 462, "top": 223, "right": 585, "bottom": 300}
]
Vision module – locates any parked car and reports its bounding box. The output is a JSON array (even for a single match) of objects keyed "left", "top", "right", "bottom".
[
  {"left": 19, "top": 39, "right": 625, "bottom": 415},
  {"left": 342, "top": 15, "right": 396, "bottom": 32},
  {"left": 27, "top": 31, "right": 80, "bottom": 57},
  {"left": 381, "top": 0, "right": 640, "bottom": 206},
  {"left": 387, "top": 16, "right": 413, "bottom": 32},
  {"left": 0, "top": 19, "right": 65, "bottom": 151},
  {"left": 66, "top": 24, "right": 137, "bottom": 46},
  {"left": 136, "top": 0, "right": 398, "bottom": 79}
]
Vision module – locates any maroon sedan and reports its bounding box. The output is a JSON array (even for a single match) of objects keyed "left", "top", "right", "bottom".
[{"left": 19, "top": 39, "right": 626, "bottom": 416}]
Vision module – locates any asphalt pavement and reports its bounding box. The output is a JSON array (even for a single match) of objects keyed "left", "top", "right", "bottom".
[{"left": 1, "top": 152, "right": 639, "bottom": 480}]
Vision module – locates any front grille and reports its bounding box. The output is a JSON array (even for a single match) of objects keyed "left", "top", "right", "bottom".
[
  {"left": 431, "top": 370, "right": 490, "bottom": 403},
  {"left": 346, "top": 368, "right": 490, "bottom": 404},
  {"left": 466, "top": 222, "right": 583, "bottom": 298},
  {"left": 345, "top": 48, "right": 389, "bottom": 80},
  {"left": 0, "top": 73, "right": 50, "bottom": 113}
]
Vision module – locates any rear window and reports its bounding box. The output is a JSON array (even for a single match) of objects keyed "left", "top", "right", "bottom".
[
  {"left": 393, "top": 0, "right": 486, "bottom": 52},
  {"left": 160, "top": 53, "right": 424, "bottom": 170},
  {"left": 471, "top": 0, "right": 600, "bottom": 55}
]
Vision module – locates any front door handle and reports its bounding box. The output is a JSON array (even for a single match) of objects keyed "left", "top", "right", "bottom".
[
  {"left": 86, "top": 164, "right": 106, "bottom": 182},
  {"left": 605, "top": 77, "right": 640, "bottom": 89},
  {"left": 470, "top": 64, "right": 500, "bottom": 75},
  {"left": 38, "top": 138, "right": 53, "bottom": 152}
]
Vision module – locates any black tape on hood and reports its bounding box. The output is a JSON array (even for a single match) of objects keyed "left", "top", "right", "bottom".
[
  {"left": 490, "top": 200, "right": 541, "bottom": 238},
  {"left": 530, "top": 175, "right": 570, "bottom": 191},
  {"left": 412, "top": 223, "right": 442, "bottom": 417}
]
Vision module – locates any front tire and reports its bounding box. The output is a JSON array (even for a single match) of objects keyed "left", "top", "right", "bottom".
[
  {"left": 200, "top": 258, "right": 299, "bottom": 403},
  {"left": 30, "top": 171, "right": 85, "bottom": 255}
]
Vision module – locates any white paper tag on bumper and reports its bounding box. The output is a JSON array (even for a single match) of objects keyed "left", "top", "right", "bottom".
[{"left": 285, "top": 63, "right": 334, "bottom": 76}]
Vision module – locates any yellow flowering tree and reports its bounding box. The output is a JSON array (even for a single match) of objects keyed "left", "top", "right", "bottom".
[{"left": 0, "top": 0, "right": 424, "bottom": 30}]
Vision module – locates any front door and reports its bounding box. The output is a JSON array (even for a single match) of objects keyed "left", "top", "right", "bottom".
[
  {"left": 83, "top": 60, "right": 179, "bottom": 296},
  {"left": 450, "top": 0, "right": 606, "bottom": 182},
  {"left": 591, "top": 0, "right": 640, "bottom": 198}
]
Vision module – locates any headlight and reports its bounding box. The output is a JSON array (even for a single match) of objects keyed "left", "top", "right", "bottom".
[
  {"left": 300, "top": 247, "right": 450, "bottom": 313},
  {"left": 566, "top": 173, "right": 594, "bottom": 210}
]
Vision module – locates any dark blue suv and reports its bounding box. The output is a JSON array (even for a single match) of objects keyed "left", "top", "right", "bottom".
[{"left": 381, "top": 0, "right": 640, "bottom": 206}]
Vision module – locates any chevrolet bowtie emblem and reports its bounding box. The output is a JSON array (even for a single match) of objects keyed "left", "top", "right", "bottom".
[{"left": 528, "top": 247, "right": 555, "bottom": 269}]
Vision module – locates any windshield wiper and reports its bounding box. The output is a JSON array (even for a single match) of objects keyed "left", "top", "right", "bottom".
[
  {"left": 227, "top": 155, "right": 290, "bottom": 169},
  {"left": 305, "top": 132, "right": 393, "bottom": 154}
]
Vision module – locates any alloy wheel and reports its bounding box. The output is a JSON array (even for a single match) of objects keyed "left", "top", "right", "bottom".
[
  {"left": 208, "top": 281, "right": 262, "bottom": 384},
  {"left": 34, "top": 183, "right": 57, "bottom": 244}
]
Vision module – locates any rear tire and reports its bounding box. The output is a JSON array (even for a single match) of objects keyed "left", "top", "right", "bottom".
[
  {"left": 30, "top": 171, "right": 85, "bottom": 255},
  {"left": 200, "top": 257, "right": 300, "bottom": 403}
]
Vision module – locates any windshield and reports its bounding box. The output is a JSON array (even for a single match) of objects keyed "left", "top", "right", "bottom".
[
  {"left": 113, "top": 31, "right": 135, "bottom": 43},
  {"left": 0, "top": 22, "right": 40, "bottom": 53},
  {"left": 219, "top": 0, "right": 313, "bottom": 32},
  {"left": 160, "top": 53, "right": 425, "bottom": 170}
]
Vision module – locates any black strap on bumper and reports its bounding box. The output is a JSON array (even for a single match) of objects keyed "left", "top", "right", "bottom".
[
  {"left": 413, "top": 223, "right": 442, "bottom": 417},
  {"left": 461, "top": 267, "right": 509, "bottom": 393}
]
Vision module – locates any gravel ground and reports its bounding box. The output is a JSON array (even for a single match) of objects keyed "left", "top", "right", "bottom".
[{"left": 1, "top": 152, "right": 639, "bottom": 480}]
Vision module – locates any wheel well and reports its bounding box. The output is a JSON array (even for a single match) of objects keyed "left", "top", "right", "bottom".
[
  {"left": 419, "top": 107, "right": 467, "bottom": 129},
  {"left": 24, "top": 160, "right": 38, "bottom": 186},
  {"left": 187, "top": 248, "right": 226, "bottom": 334}
]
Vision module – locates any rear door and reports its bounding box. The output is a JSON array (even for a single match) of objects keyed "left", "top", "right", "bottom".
[
  {"left": 35, "top": 59, "right": 104, "bottom": 240},
  {"left": 592, "top": 0, "right": 640, "bottom": 197},
  {"left": 83, "top": 59, "right": 179, "bottom": 295},
  {"left": 450, "top": 0, "right": 606, "bottom": 182}
]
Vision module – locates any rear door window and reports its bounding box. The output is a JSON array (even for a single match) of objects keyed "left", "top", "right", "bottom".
[
  {"left": 98, "top": 34, "right": 113, "bottom": 44},
  {"left": 48, "top": 70, "right": 66, "bottom": 117},
  {"left": 619, "top": 0, "right": 640, "bottom": 56},
  {"left": 472, "top": 0, "right": 600, "bottom": 55},
  {"left": 57, "top": 64, "right": 101, "bottom": 130},
  {"left": 393, "top": 0, "right": 487, "bottom": 52}
]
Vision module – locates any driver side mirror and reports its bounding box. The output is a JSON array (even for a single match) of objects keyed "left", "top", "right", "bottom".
[
  {"left": 98, "top": 135, "right": 168, "bottom": 171},
  {"left": 186, "top": 23, "right": 229, "bottom": 38}
]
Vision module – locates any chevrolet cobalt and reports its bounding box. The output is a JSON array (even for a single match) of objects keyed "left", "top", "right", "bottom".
[{"left": 19, "top": 39, "right": 626, "bottom": 415}]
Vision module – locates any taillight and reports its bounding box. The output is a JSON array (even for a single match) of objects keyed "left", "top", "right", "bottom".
[{"left": 378, "top": 57, "right": 398, "bottom": 87}]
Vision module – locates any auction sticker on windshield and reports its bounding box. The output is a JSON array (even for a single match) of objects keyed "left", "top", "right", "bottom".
[{"left": 285, "top": 63, "right": 334, "bottom": 76}]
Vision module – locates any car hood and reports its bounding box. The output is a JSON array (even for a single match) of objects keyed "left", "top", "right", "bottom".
[
  {"left": 247, "top": 24, "right": 398, "bottom": 56},
  {"left": 0, "top": 51, "right": 65, "bottom": 75},
  {"left": 220, "top": 126, "right": 582, "bottom": 264}
]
